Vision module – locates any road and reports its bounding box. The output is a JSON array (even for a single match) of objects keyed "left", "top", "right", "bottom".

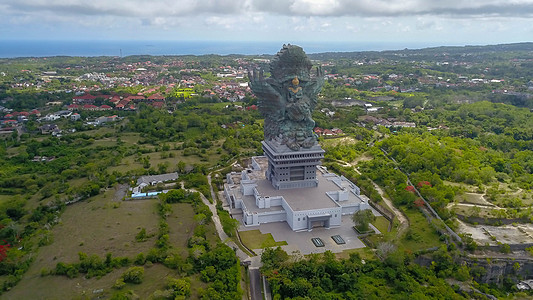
[
  {"left": 204, "top": 172, "right": 269, "bottom": 300},
  {"left": 249, "top": 268, "right": 262, "bottom": 300}
]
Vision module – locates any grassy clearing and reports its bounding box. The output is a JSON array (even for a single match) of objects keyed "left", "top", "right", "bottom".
[
  {"left": 6, "top": 191, "right": 160, "bottom": 298},
  {"left": 443, "top": 180, "right": 478, "bottom": 193},
  {"left": 87, "top": 139, "right": 118, "bottom": 148},
  {"left": 372, "top": 216, "right": 390, "bottom": 234},
  {"left": 109, "top": 146, "right": 225, "bottom": 174},
  {"left": 239, "top": 230, "right": 287, "bottom": 250},
  {"left": 165, "top": 202, "right": 219, "bottom": 257},
  {"left": 84, "top": 127, "right": 116, "bottom": 137},
  {"left": 120, "top": 133, "right": 141, "bottom": 144},
  {"left": 336, "top": 247, "right": 376, "bottom": 260},
  {"left": 455, "top": 192, "right": 489, "bottom": 205},
  {"left": 166, "top": 203, "right": 196, "bottom": 257},
  {"left": 0, "top": 195, "right": 16, "bottom": 205},
  {"left": 451, "top": 204, "right": 498, "bottom": 218},
  {"left": 321, "top": 136, "right": 358, "bottom": 147},
  {"left": 398, "top": 209, "right": 442, "bottom": 252}
]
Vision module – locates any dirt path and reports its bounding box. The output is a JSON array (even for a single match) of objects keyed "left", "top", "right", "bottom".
[
  {"left": 337, "top": 159, "right": 410, "bottom": 239},
  {"left": 370, "top": 180, "right": 409, "bottom": 239}
]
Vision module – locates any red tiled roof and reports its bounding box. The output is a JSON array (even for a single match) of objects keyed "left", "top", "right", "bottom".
[
  {"left": 73, "top": 94, "right": 97, "bottom": 100},
  {"left": 148, "top": 93, "right": 165, "bottom": 100}
]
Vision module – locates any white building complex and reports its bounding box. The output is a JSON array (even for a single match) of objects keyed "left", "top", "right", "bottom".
[{"left": 224, "top": 156, "right": 371, "bottom": 231}]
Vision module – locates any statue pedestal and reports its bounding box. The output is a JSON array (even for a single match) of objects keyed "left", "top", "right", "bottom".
[{"left": 262, "top": 140, "right": 325, "bottom": 190}]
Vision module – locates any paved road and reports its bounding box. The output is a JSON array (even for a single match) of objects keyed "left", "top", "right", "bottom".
[{"left": 249, "top": 268, "right": 262, "bottom": 300}]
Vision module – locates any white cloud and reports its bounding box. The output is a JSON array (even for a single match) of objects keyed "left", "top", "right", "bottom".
[{"left": 1, "top": 0, "right": 532, "bottom": 46}]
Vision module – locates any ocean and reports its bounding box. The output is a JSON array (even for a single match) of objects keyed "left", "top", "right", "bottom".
[{"left": 0, "top": 40, "right": 437, "bottom": 58}]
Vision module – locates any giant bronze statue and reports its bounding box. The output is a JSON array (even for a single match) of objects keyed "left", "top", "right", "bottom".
[{"left": 249, "top": 44, "right": 324, "bottom": 151}]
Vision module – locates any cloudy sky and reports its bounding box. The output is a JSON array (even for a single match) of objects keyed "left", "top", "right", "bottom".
[{"left": 2, "top": 0, "right": 533, "bottom": 50}]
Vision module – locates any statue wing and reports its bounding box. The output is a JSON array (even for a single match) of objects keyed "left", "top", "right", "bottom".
[
  {"left": 303, "top": 66, "right": 324, "bottom": 110},
  {"left": 248, "top": 69, "right": 284, "bottom": 117}
]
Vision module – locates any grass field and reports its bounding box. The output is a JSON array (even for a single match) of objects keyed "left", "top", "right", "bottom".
[
  {"left": 0, "top": 195, "right": 16, "bottom": 205},
  {"left": 455, "top": 192, "right": 490, "bottom": 205},
  {"left": 4, "top": 190, "right": 162, "bottom": 299},
  {"left": 239, "top": 230, "right": 287, "bottom": 250},
  {"left": 398, "top": 209, "right": 442, "bottom": 252},
  {"left": 336, "top": 247, "right": 376, "bottom": 260},
  {"left": 372, "top": 216, "right": 390, "bottom": 234}
]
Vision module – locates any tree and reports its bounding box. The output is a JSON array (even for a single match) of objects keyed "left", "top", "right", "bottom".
[{"left": 352, "top": 209, "right": 376, "bottom": 232}]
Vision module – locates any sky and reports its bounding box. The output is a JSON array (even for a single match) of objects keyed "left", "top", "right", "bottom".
[{"left": 2, "top": 0, "right": 533, "bottom": 50}]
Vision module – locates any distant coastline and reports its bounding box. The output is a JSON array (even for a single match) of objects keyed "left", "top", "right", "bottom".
[{"left": 0, "top": 40, "right": 443, "bottom": 58}]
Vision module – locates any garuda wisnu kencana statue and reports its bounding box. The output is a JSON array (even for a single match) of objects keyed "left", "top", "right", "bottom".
[{"left": 249, "top": 44, "right": 324, "bottom": 151}]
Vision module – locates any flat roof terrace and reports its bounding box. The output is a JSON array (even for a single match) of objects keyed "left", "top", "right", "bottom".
[{"left": 254, "top": 173, "right": 339, "bottom": 211}]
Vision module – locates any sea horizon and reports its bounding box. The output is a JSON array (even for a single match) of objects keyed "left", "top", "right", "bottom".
[{"left": 0, "top": 39, "right": 461, "bottom": 58}]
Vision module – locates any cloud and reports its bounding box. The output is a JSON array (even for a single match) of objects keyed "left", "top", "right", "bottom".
[{"left": 4, "top": 0, "right": 533, "bottom": 19}]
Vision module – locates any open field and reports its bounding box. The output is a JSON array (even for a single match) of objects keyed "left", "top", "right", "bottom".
[
  {"left": 398, "top": 209, "right": 442, "bottom": 252},
  {"left": 239, "top": 229, "right": 287, "bottom": 250},
  {"left": 166, "top": 202, "right": 219, "bottom": 257},
  {"left": 321, "top": 136, "right": 358, "bottom": 147},
  {"left": 4, "top": 188, "right": 205, "bottom": 299},
  {"left": 371, "top": 216, "right": 390, "bottom": 234},
  {"left": 336, "top": 247, "right": 376, "bottom": 260},
  {"left": 455, "top": 192, "right": 494, "bottom": 206}
]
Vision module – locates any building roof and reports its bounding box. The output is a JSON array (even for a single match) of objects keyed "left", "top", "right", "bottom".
[{"left": 136, "top": 172, "right": 179, "bottom": 185}]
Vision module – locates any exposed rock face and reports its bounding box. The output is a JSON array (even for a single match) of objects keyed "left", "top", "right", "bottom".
[{"left": 416, "top": 255, "right": 533, "bottom": 285}]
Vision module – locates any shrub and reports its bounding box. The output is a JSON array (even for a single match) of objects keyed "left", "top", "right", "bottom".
[{"left": 121, "top": 266, "right": 144, "bottom": 284}]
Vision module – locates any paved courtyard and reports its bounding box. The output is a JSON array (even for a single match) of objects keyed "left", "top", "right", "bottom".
[{"left": 239, "top": 213, "right": 380, "bottom": 255}]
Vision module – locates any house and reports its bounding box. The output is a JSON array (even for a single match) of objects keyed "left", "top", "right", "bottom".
[
  {"left": 67, "top": 104, "right": 80, "bottom": 111},
  {"left": 151, "top": 102, "right": 164, "bottom": 108},
  {"left": 40, "top": 124, "right": 59, "bottom": 134},
  {"left": 99, "top": 105, "right": 112, "bottom": 111},
  {"left": 56, "top": 110, "right": 72, "bottom": 118},
  {"left": 95, "top": 115, "right": 118, "bottom": 125},
  {"left": 331, "top": 128, "right": 343, "bottom": 135},
  {"left": 132, "top": 172, "right": 179, "bottom": 194},
  {"left": 136, "top": 173, "right": 179, "bottom": 186},
  {"left": 70, "top": 113, "right": 81, "bottom": 121},
  {"left": 42, "top": 114, "right": 60, "bottom": 121},
  {"left": 148, "top": 94, "right": 165, "bottom": 101},
  {"left": 82, "top": 104, "right": 98, "bottom": 111},
  {"left": 110, "top": 95, "right": 121, "bottom": 104},
  {"left": 73, "top": 94, "right": 97, "bottom": 104}
]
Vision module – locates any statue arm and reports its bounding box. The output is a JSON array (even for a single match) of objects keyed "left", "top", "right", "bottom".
[{"left": 248, "top": 69, "right": 284, "bottom": 117}]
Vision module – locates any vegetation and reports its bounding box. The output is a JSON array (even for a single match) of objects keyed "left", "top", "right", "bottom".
[{"left": 0, "top": 43, "right": 532, "bottom": 297}]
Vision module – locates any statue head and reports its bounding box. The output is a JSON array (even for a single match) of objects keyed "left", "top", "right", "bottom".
[{"left": 269, "top": 44, "right": 313, "bottom": 83}]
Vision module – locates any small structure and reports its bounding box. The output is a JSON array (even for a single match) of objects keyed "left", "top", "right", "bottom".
[
  {"left": 70, "top": 113, "right": 81, "bottom": 121},
  {"left": 517, "top": 280, "right": 533, "bottom": 290},
  {"left": 132, "top": 172, "right": 179, "bottom": 195}
]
